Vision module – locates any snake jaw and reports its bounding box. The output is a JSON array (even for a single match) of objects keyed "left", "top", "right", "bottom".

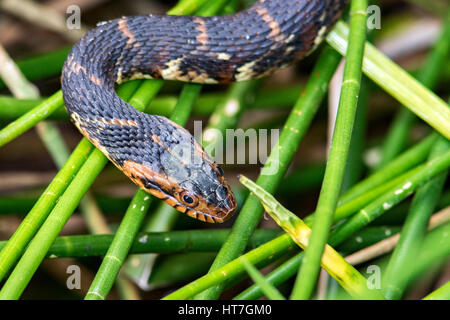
[
  {"left": 149, "top": 180, "right": 237, "bottom": 224},
  {"left": 172, "top": 189, "right": 236, "bottom": 224}
]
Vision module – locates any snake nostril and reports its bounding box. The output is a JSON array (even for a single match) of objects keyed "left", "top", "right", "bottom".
[{"left": 216, "top": 185, "right": 228, "bottom": 201}]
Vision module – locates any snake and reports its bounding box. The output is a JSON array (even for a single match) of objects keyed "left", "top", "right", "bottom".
[{"left": 61, "top": 0, "right": 347, "bottom": 223}]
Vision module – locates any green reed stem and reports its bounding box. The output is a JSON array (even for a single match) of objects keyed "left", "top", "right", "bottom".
[
  {"left": 0, "top": 52, "right": 139, "bottom": 288},
  {"left": 378, "top": 17, "right": 450, "bottom": 298},
  {"left": 163, "top": 233, "right": 296, "bottom": 300},
  {"left": 424, "top": 281, "right": 450, "bottom": 300},
  {"left": 408, "top": 223, "right": 450, "bottom": 299},
  {"left": 196, "top": 46, "right": 342, "bottom": 299},
  {"left": 0, "top": 91, "right": 63, "bottom": 147},
  {"left": 197, "top": 0, "right": 232, "bottom": 15},
  {"left": 327, "top": 21, "right": 450, "bottom": 139},
  {"left": 239, "top": 175, "right": 384, "bottom": 300},
  {"left": 341, "top": 76, "right": 368, "bottom": 192},
  {"left": 170, "top": 0, "right": 209, "bottom": 15},
  {"left": 240, "top": 256, "right": 286, "bottom": 300},
  {"left": 167, "top": 146, "right": 450, "bottom": 300},
  {"left": 79, "top": 177, "right": 142, "bottom": 298},
  {"left": 235, "top": 252, "right": 303, "bottom": 300},
  {"left": 377, "top": 111, "right": 416, "bottom": 170},
  {"left": 127, "top": 80, "right": 255, "bottom": 287},
  {"left": 83, "top": 82, "right": 192, "bottom": 300},
  {"left": 0, "top": 149, "right": 108, "bottom": 299},
  {"left": 239, "top": 228, "right": 414, "bottom": 301},
  {"left": 292, "top": 0, "right": 368, "bottom": 299},
  {"left": 0, "top": 47, "right": 69, "bottom": 90},
  {"left": 337, "top": 133, "right": 437, "bottom": 205},
  {"left": 329, "top": 148, "right": 450, "bottom": 246},
  {"left": 0, "top": 55, "right": 144, "bottom": 287},
  {"left": 377, "top": 10, "right": 450, "bottom": 169},
  {"left": 383, "top": 139, "right": 450, "bottom": 298},
  {"left": 238, "top": 161, "right": 450, "bottom": 299},
  {"left": 0, "top": 85, "right": 301, "bottom": 121},
  {"left": 84, "top": 191, "right": 153, "bottom": 300},
  {"left": 0, "top": 78, "right": 157, "bottom": 299},
  {"left": 331, "top": 166, "right": 422, "bottom": 223},
  {"left": 0, "top": 44, "right": 83, "bottom": 284},
  {"left": 201, "top": 80, "right": 260, "bottom": 152},
  {"left": 0, "top": 229, "right": 280, "bottom": 258}
]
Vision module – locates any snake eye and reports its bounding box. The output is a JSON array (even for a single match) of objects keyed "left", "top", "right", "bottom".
[
  {"left": 183, "top": 195, "right": 194, "bottom": 204},
  {"left": 180, "top": 191, "right": 199, "bottom": 207}
]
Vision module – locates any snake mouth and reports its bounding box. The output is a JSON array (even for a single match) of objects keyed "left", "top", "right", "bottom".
[{"left": 186, "top": 205, "right": 236, "bottom": 224}]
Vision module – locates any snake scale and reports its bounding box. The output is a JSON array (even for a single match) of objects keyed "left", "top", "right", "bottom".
[{"left": 61, "top": 0, "right": 347, "bottom": 223}]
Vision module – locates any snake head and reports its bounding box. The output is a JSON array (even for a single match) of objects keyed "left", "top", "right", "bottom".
[
  {"left": 122, "top": 117, "right": 237, "bottom": 223},
  {"left": 167, "top": 159, "right": 238, "bottom": 224}
]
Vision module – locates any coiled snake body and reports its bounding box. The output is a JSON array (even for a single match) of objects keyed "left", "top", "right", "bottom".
[{"left": 61, "top": 0, "right": 347, "bottom": 223}]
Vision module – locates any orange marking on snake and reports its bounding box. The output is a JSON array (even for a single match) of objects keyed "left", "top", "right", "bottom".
[
  {"left": 186, "top": 209, "right": 197, "bottom": 220},
  {"left": 118, "top": 18, "right": 137, "bottom": 47},
  {"left": 68, "top": 59, "right": 87, "bottom": 76},
  {"left": 175, "top": 204, "right": 187, "bottom": 214},
  {"left": 123, "top": 160, "right": 178, "bottom": 192},
  {"left": 164, "top": 196, "right": 179, "bottom": 207},
  {"left": 194, "top": 17, "right": 209, "bottom": 49},
  {"left": 90, "top": 74, "right": 103, "bottom": 85},
  {"left": 151, "top": 134, "right": 177, "bottom": 160},
  {"left": 197, "top": 213, "right": 206, "bottom": 222},
  {"left": 149, "top": 189, "right": 167, "bottom": 200},
  {"left": 151, "top": 134, "right": 164, "bottom": 147},
  {"left": 255, "top": 7, "right": 284, "bottom": 40},
  {"left": 99, "top": 118, "right": 138, "bottom": 127}
]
